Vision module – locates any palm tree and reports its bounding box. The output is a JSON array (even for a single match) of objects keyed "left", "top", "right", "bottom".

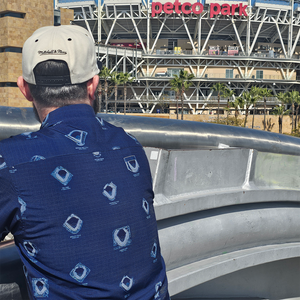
[
  {"left": 178, "top": 70, "right": 194, "bottom": 120},
  {"left": 287, "top": 90, "right": 300, "bottom": 133},
  {"left": 119, "top": 72, "right": 133, "bottom": 115},
  {"left": 169, "top": 76, "right": 182, "bottom": 120},
  {"left": 223, "top": 88, "right": 235, "bottom": 125},
  {"left": 230, "top": 98, "right": 241, "bottom": 126},
  {"left": 99, "top": 67, "right": 111, "bottom": 113},
  {"left": 276, "top": 92, "right": 289, "bottom": 134},
  {"left": 259, "top": 88, "right": 272, "bottom": 130},
  {"left": 110, "top": 71, "right": 122, "bottom": 114},
  {"left": 272, "top": 105, "right": 289, "bottom": 134},
  {"left": 249, "top": 86, "right": 261, "bottom": 129},
  {"left": 294, "top": 95, "right": 300, "bottom": 130},
  {"left": 238, "top": 93, "right": 249, "bottom": 127},
  {"left": 210, "top": 83, "right": 226, "bottom": 123}
]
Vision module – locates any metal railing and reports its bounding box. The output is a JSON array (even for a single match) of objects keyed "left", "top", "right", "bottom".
[
  {"left": 137, "top": 95, "right": 280, "bottom": 103},
  {"left": 153, "top": 50, "right": 300, "bottom": 60},
  {"left": 141, "top": 73, "right": 289, "bottom": 80}
]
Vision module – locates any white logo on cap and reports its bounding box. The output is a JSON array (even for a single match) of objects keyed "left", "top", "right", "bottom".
[{"left": 38, "top": 49, "right": 67, "bottom": 55}]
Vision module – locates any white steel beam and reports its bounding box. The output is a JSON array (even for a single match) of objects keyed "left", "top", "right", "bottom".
[
  {"left": 291, "top": 28, "right": 300, "bottom": 55},
  {"left": 105, "top": 12, "right": 123, "bottom": 45},
  {"left": 231, "top": 19, "right": 245, "bottom": 56},
  {"left": 273, "top": 17, "right": 288, "bottom": 57},
  {"left": 151, "top": 17, "right": 168, "bottom": 54},
  {"left": 249, "top": 10, "right": 267, "bottom": 54},
  {"left": 81, "top": 6, "right": 94, "bottom": 42},
  {"left": 201, "top": 17, "right": 219, "bottom": 55},
  {"left": 288, "top": 0, "right": 294, "bottom": 57},
  {"left": 198, "top": 16, "right": 201, "bottom": 54},
  {"left": 127, "top": 12, "right": 146, "bottom": 53}
]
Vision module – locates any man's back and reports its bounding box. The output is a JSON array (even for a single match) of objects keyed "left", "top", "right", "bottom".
[{"left": 0, "top": 104, "right": 168, "bottom": 299}]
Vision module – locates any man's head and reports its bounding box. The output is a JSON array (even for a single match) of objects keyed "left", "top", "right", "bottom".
[{"left": 17, "top": 25, "right": 100, "bottom": 120}]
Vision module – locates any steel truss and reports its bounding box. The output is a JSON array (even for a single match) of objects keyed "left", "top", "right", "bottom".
[{"left": 57, "top": 0, "right": 300, "bottom": 113}]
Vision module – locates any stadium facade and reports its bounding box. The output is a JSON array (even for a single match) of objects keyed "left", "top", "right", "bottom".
[{"left": 56, "top": 0, "right": 300, "bottom": 114}]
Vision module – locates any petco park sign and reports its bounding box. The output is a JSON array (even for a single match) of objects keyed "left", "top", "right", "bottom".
[{"left": 151, "top": 1, "right": 248, "bottom": 18}]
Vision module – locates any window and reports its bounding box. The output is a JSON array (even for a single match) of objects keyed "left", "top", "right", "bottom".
[
  {"left": 54, "top": 9, "right": 61, "bottom": 26},
  {"left": 226, "top": 69, "right": 233, "bottom": 79},
  {"left": 0, "top": 82, "right": 18, "bottom": 87},
  {"left": 167, "top": 68, "right": 182, "bottom": 77},
  {"left": 0, "top": 47, "right": 22, "bottom": 53},
  {"left": 0, "top": 11, "right": 25, "bottom": 18},
  {"left": 256, "top": 70, "right": 263, "bottom": 79},
  {"left": 168, "top": 39, "right": 178, "bottom": 50}
]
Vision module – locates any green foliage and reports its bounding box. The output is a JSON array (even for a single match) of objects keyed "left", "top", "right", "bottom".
[{"left": 169, "top": 70, "right": 194, "bottom": 120}]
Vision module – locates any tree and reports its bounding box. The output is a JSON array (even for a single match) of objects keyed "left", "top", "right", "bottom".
[
  {"left": 119, "top": 72, "right": 133, "bottom": 115},
  {"left": 272, "top": 105, "right": 289, "bottom": 134},
  {"left": 211, "top": 83, "right": 227, "bottom": 123},
  {"left": 223, "top": 88, "right": 235, "bottom": 125},
  {"left": 99, "top": 67, "right": 111, "bottom": 113},
  {"left": 110, "top": 71, "right": 122, "bottom": 114},
  {"left": 229, "top": 98, "right": 241, "bottom": 126},
  {"left": 249, "top": 86, "right": 261, "bottom": 129},
  {"left": 294, "top": 94, "right": 300, "bottom": 130},
  {"left": 287, "top": 90, "right": 300, "bottom": 133},
  {"left": 275, "top": 92, "right": 289, "bottom": 134},
  {"left": 237, "top": 91, "right": 258, "bottom": 127},
  {"left": 178, "top": 70, "right": 194, "bottom": 120},
  {"left": 169, "top": 76, "right": 182, "bottom": 120},
  {"left": 258, "top": 88, "right": 272, "bottom": 130}
]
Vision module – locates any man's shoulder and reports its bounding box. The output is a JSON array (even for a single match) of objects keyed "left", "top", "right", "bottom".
[
  {"left": 0, "top": 131, "right": 42, "bottom": 166},
  {"left": 96, "top": 117, "right": 142, "bottom": 149}
]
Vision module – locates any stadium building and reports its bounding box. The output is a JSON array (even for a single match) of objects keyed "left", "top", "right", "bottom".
[{"left": 55, "top": 0, "right": 300, "bottom": 114}]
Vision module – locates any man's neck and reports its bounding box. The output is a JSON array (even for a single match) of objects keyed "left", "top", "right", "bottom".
[{"left": 33, "top": 99, "right": 93, "bottom": 123}]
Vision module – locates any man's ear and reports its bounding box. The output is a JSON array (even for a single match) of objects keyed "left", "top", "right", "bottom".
[
  {"left": 87, "top": 75, "right": 99, "bottom": 102},
  {"left": 17, "top": 76, "right": 34, "bottom": 102}
]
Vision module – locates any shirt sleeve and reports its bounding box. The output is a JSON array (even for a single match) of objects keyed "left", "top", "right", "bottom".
[{"left": 0, "top": 165, "right": 20, "bottom": 241}]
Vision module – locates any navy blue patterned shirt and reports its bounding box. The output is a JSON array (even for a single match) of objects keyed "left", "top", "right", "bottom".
[{"left": 0, "top": 104, "right": 169, "bottom": 299}]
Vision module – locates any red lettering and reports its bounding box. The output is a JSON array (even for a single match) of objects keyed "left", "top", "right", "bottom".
[
  {"left": 221, "top": 4, "right": 230, "bottom": 16},
  {"left": 164, "top": 2, "right": 173, "bottom": 14},
  {"left": 182, "top": 2, "right": 191, "bottom": 14},
  {"left": 231, "top": 4, "right": 238, "bottom": 15},
  {"left": 151, "top": 1, "right": 247, "bottom": 17},
  {"left": 239, "top": 3, "right": 248, "bottom": 16},
  {"left": 152, "top": 2, "right": 162, "bottom": 17},
  {"left": 210, "top": 3, "right": 221, "bottom": 18},
  {"left": 174, "top": 0, "right": 181, "bottom": 14},
  {"left": 192, "top": 3, "right": 203, "bottom": 15}
]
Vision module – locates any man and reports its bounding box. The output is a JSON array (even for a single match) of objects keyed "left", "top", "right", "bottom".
[{"left": 0, "top": 25, "right": 169, "bottom": 299}]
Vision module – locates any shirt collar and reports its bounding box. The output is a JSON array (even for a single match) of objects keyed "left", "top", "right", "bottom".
[{"left": 41, "top": 104, "right": 96, "bottom": 129}]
